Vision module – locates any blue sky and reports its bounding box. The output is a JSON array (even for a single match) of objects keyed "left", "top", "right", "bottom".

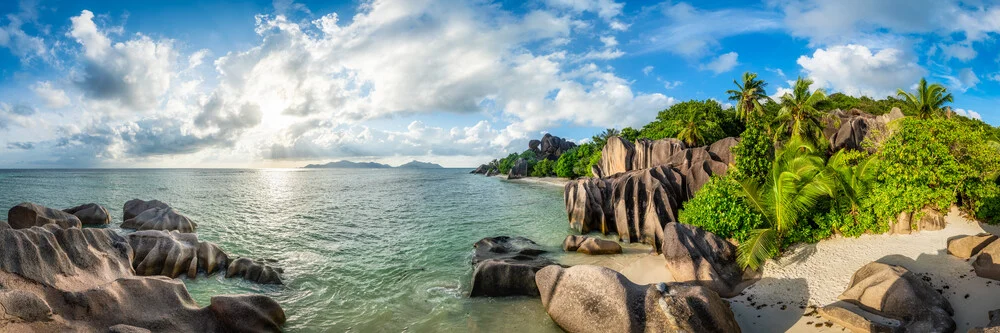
[{"left": 0, "top": 0, "right": 998, "bottom": 168}]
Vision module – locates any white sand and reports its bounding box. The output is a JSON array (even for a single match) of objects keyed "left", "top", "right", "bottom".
[
  {"left": 562, "top": 207, "right": 1000, "bottom": 332},
  {"left": 503, "top": 176, "right": 571, "bottom": 187}
]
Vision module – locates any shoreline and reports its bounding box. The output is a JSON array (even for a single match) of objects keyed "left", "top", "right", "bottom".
[
  {"left": 501, "top": 176, "right": 572, "bottom": 187},
  {"left": 556, "top": 207, "right": 1000, "bottom": 332}
]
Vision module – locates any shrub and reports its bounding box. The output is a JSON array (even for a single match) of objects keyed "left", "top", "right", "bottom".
[
  {"left": 679, "top": 176, "right": 765, "bottom": 242},
  {"left": 532, "top": 159, "right": 555, "bottom": 177},
  {"left": 639, "top": 99, "right": 742, "bottom": 144},
  {"left": 554, "top": 147, "right": 579, "bottom": 178},
  {"left": 730, "top": 120, "right": 772, "bottom": 185}
]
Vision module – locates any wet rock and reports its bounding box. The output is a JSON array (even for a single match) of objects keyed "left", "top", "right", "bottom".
[
  {"left": 535, "top": 265, "right": 741, "bottom": 333},
  {"left": 63, "top": 203, "right": 111, "bottom": 226},
  {"left": 470, "top": 236, "right": 554, "bottom": 297},
  {"left": 122, "top": 207, "right": 197, "bottom": 233},
  {"left": 208, "top": 295, "right": 287, "bottom": 333},
  {"left": 819, "top": 262, "right": 954, "bottom": 333},
  {"left": 127, "top": 230, "right": 229, "bottom": 279},
  {"left": 661, "top": 222, "right": 749, "bottom": 298},
  {"left": 947, "top": 233, "right": 997, "bottom": 259},
  {"left": 123, "top": 199, "right": 171, "bottom": 221},
  {"left": 7, "top": 202, "right": 82, "bottom": 229},
  {"left": 226, "top": 258, "right": 283, "bottom": 285},
  {"left": 562, "top": 235, "right": 622, "bottom": 255}
]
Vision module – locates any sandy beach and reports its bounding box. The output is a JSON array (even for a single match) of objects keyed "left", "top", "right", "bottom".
[
  {"left": 503, "top": 176, "right": 572, "bottom": 187},
  {"left": 560, "top": 206, "right": 1000, "bottom": 332}
]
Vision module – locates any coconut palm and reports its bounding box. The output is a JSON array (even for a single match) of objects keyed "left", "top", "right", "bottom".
[
  {"left": 591, "top": 128, "right": 621, "bottom": 147},
  {"left": 735, "top": 140, "right": 837, "bottom": 270},
  {"left": 726, "top": 72, "right": 769, "bottom": 123},
  {"left": 675, "top": 115, "right": 706, "bottom": 147},
  {"left": 773, "top": 77, "right": 828, "bottom": 146},
  {"left": 896, "top": 78, "right": 953, "bottom": 120},
  {"left": 827, "top": 150, "right": 874, "bottom": 217}
]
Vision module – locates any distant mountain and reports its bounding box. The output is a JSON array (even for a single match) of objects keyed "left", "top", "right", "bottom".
[
  {"left": 396, "top": 160, "right": 444, "bottom": 169},
  {"left": 304, "top": 160, "right": 393, "bottom": 169}
]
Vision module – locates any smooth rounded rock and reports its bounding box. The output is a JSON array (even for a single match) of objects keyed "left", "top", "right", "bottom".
[
  {"left": 63, "top": 203, "right": 111, "bottom": 226},
  {"left": 8, "top": 202, "right": 82, "bottom": 229}
]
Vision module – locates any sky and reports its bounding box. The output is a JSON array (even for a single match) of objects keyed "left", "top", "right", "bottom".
[{"left": 0, "top": 0, "right": 999, "bottom": 168}]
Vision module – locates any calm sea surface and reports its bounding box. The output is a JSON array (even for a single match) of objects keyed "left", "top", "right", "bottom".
[{"left": 0, "top": 168, "right": 574, "bottom": 332}]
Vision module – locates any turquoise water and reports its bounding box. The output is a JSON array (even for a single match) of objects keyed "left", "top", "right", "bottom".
[{"left": 0, "top": 169, "right": 573, "bottom": 332}]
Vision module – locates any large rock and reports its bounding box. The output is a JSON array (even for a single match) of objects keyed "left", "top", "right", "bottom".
[
  {"left": 469, "top": 236, "right": 554, "bottom": 297},
  {"left": 661, "top": 223, "right": 748, "bottom": 298},
  {"left": 226, "top": 258, "right": 284, "bottom": 285},
  {"left": 611, "top": 165, "right": 686, "bottom": 252},
  {"left": 7, "top": 202, "right": 82, "bottom": 229},
  {"left": 830, "top": 116, "right": 872, "bottom": 152},
  {"left": 562, "top": 235, "right": 622, "bottom": 255},
  {"left": 122, "top": 207, "right": 197, "bottom": 233},
  {"left": 127, "top": 230, "right": 230, "bottom": 279},
  {"left": 876, "top": 107, "right": 905, "bottom": 124},
  {"left": 507, "top": 158, "right": 528, "bottom": 180},
  {"left": 973, "top": 240, "right": 1000, "bottom": 281},
  {"left": 947, "top": 233, "right": 997, "bottom": 259},
  {"left": 535, "top": 265, "right": 741, "bottom": 333},
  {"left": 707, "top": 137, "right": 740, "bottom": 165},
  {"left": 565, "top": 178, "right": 614, "bottom": 234},
  {"left": 593, "top": 136, "right": 635, "bottom": 178},
  {"left": 631, "top": 138, "right": 686, "bottom": 171},
  {"left": 917, "top": 207, "right": 946, "bottom": 231},
  {"left": 123, "top": 199, "right": 171, "bottom": 221},
  {"left": 889, "top": 211, "right": 912, "bottom": 235},
  {"left": 63, "top": 203, "right": 111, "bottom": 226},
  {"left": 538, "top": 133, "right": 576, "bottom": 161},
  {"left": 969, "top": 309, "right": 1000, "bottom": 333},
  {"left": 0, "top": 225, "right": 285, "bottom": 332},
  {"left": 819, "top": 262, "right": 954, "bottom": 333}
]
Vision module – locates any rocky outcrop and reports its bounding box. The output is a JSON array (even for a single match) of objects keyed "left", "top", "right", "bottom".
[
  {"left": 708, "top": 137, "right": 740, "bottom": 165},
  {"left": 535, "top": 265, "right": 741, "bottom": 333},
  {"left": 917, "top": 207, "right": 946, "bottom": 231},
  {"left": 127, "top": 230, "right": 229, "bottom": 279},
  {"left": 631, "top": 138, "right": 686, "bottom": 171},
  {"left": 471, "top": 160, "right": 500, "bottom": 175},
  {"left": 565, "top": 178, "right": 615, "bottom": 234},
  {"left": 826, "top": 108, "right": 904, "bottom": 153},
  {"left": 536, "top": 133, "right": 577, "bottom": 161},
  {"left": 122, "top": 207, "right": 197, "bottom": 233},
  {"left": 611, "top": 165, "right": 687, "bottom": 251},
  {"left": 123, "top": 199, "right": 171, "bottom": 221},
  {"left": 226, "top": 258, "right": 284, "bottom": 284},
  {"left": 562, "top": 235, "right": 622, "bottom": 255},
  {"left": 889, "top": 211, "right": 912, "bottom": 235},
  {"left": 889, "top": 208, "right": 946, "bottom": 235},
  {"left": 507, "top": 158, "right": 528, "bottom": 180},
  {"left": 7, "top": 202, "right": 82, "bottom": 229},
  {"left": 819, "top": 262, "right": 954, "bottom": 333},
  {"left": 63, "top": 203, "right": 111, "bottom": 226},
  {"left": 947, "top": 233, "right": 998, "bottom": 259},
  {"left": 661, "top": 223, "right": 748, "bottom": 298},
  {"left": 0, "top": 224, "right": 285, "bottom": 332},
  {"left": 973, "top": 240, "right": 1000, "bottom": 281},
  {"left": 969, "top": 309, "right": 1000, "bottom": 333},
  {"left": 593, "top": 136, "right": 635, "bottom": 178},
  {"left": 470, "top": 236, "right": 555, "bottom": 297}
]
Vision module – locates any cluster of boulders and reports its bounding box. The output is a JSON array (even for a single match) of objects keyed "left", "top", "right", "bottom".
[
  {"left": 823, "top": 107, "right": 904, "bottom": 152},
  {"left": 888, "top": 206, "right": 947, "bottom": 235},
  {"left": 565, "top": 136, "right": 738, "bottom": 252},
  {"left": 948, "top": 233, "right": 1000, "bottom": 281},
  {"left": 468, "top": 235, "right": 742, "bottom": 332},
  {"left": 470, "top": 134, "right": 577, "bottom": 178},
  {"left": 819, "top": 262, "right": 955, "bottom": 332},
  {"left": 0, "top": 201, "right": 286, "bottom": 332}
]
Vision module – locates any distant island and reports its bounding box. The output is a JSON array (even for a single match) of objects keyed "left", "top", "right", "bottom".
[{"left": 303, "top": 160, "right": 443, "bottom": 169}]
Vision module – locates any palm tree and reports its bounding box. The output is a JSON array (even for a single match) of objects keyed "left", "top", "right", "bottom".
[
  {"left": 773, "top": 77, "right": 828, "bottom": 146},
  {"left": 592, "top": 128, "right": 621, "bottom": 147},
  {"left": 727, "top": 72, "right": 769, "bottom": 123},
  {"left": 827, "top": 150, "right": 874, "bottom": 218},
  {"left": 675, "top": 115, "right": 706, "bottom": 147},
  {"left": 896, "top": 78, "right": 953, "bottom": 120},
  {"left": 735, "top": 139, "right": 837, "bottom": 270}
]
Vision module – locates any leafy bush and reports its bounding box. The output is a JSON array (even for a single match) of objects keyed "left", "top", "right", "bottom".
[
  {"left": 532, "top": 159, "right": 555, "bottom": 177},
  {"left": 730, "top": 121, "right": 772, "bottom": 185},
  {"left": 639, "top": 100, "right": 742, "bottom": 145},
  {"left": 554, "top": 147, "right": 579, "bottom": 178},
  {"left": 679, "top": 176, "right": 765, "bottom": 242}
]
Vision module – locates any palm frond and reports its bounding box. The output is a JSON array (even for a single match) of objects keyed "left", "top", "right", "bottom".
[{"left": 737, "top": 228, "right": 778, "bottom": 271}]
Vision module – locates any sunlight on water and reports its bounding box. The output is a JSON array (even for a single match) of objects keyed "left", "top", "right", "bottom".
[{"left": 0, "top": 168, "right": 571, "bottom": 332}]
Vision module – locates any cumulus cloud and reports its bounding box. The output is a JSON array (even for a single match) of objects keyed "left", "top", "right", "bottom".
[
  {"left": 0, "top": 0, "right": 50, "bottom": 63},
  {"left": 953, "top": 108, "right": 982, "bottom": 120},
  {"left": 644, "top": 2, "right": 780, "bottom": 58},
  {"left": 700, "top": 52, "right": 739, "bottom": 74},
  {"left": 68, "top": 10, "right": 177, "bottom": 112},
  {"left": 31, "top": 81, "right": 71, "bottom": 109},
  {"left": 939, "top": 68, "right": 979, "bottom": 93},
  {"left": 797, "top": 44, "right": 925, "bottom": 97},
  {"left": 939, "top": 42, "right": 977, "bottom": 62}
]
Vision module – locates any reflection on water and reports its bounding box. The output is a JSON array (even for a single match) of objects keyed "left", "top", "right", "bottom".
[{"left": 0, "top": 168, "right": 571, "bottom": 332}]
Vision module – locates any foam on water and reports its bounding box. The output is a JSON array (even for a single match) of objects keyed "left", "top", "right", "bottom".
[{"left": 0, "top": 168, "right": 570, "bottom": 332}]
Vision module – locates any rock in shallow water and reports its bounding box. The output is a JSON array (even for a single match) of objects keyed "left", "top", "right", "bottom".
[
  {"left": 7, "top": 202, "right": 82, "bottom": 229},
  {"left": 469, "top": 236, "right": 555, "bottom": 297},
  {"left": 661, "top": 222, "right": 749, "bottom": 298},
  {"left": 122, "top": 207, "right": 197, "bottom": 233},
  {"left": 226, "top": 258, "right": 284, "bottom": 285},
  {"left": 535, "top": 265, "right": 741, "bottom": 333},
  {"left": 127, "top": 230, "right": 230, "bottom": 279},
  {"left": 819, "top": 262, "right": 954, "bottom": 333},
  {"left": 0, "top": 224, "right": 285, "bottom": 332},
  {"left": 63, "top": 203, "right": 111, "bottom": 226},
  {"left": 562, "top": 235, "right": 622, "bottom": 255},
  {"left": 123, "top": 199, "right": 171, "bottom": 221}
]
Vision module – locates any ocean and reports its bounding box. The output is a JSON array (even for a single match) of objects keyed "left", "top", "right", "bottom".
[{"left": 0, "top": 168, "right": 574, "bottom": 332}]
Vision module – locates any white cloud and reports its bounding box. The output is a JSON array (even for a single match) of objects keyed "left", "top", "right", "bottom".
[
  {"left": 0, "top": 1, "right": 49, "bottom": 64},
  {"left": 953, "top": 108, "right": 982, "bottom": 120},
  {"left": 940, "top": 68, "right": 979, "bottom": 92},
  {"left": 939, "top": 42, "right": 977, "bottom": 62},
  {"left": 599, "top": 35, "right": 617, "bottom": 47},
  {"left": 544, "top": 0, "right": 624, "bottom": 20},
  {"left": 797, "top": 44, "right": 925, "bottom": 97},
  {"left": 663, "top": 81, "right": 682, "bottom": 89},
  {"left": 642, "top": 66, "right": 654, "bottom": 75},
  {"left": 700, "top": 52, "right": 739, "bottom": 74},
  {"left": 31, "top": 81, "right": 71, "bottom": 109},
  {"left": 645, "top": 2, "right": 780, "bottom": 58}
]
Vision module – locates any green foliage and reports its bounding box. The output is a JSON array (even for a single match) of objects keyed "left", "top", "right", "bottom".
[
  {"left": 726, "top": 72, "right": 770, "bottom": 122},
  {"left": 532, "top": 159, "right": 555, "bottom": 177},
  {"left": 897, "top": 78, "right": 954, "bottom": 120},
  {"left": 591, "top": 128, "right": 620, "bottom": 148},
  {"left": 731, "top": 121, "right": 773, "bottom": 185},
  {"left": 822, "top": 93, "right": 913, "bottom": 115},
  {"left": 773, "top": 77, "right": 829, "bottom": 147},
  {"left": 497, "top": 153, "right": 518, "bottom": 174},
  {"left": 679, "top": 176, "right": 765, "bottom": 242},
  {"left": 640, "top": 99, "right": 742, "bottom": 145},
  {"left": 554, "top": 147, "right": 579, "bottom": 178},
  {"left": 620, "top": 127, "right": 641, "bottom": 142}
]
